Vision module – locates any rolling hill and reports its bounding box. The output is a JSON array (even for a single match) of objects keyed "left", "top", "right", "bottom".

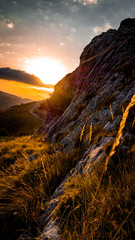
[
  {"left": 0, "top": 90, "right": 33, "bottom": 110},
  {"left": 0, "top": 101, "right": 44, "bottom": 136}
]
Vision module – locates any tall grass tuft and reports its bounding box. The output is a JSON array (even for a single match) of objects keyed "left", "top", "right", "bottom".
[
  {"left": 80, "top": 125, "right": 86, "bottom": 142},
  {"left": 88, "top": 123, "right": 92, "bottom": 145},
  {"left": 105, "top": 94, "right": 135, "bottom": 171}
]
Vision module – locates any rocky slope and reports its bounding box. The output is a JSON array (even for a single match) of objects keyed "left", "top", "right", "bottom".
[
  {"left": 40, "top": 18, "right": 135, "bottom": 147},
  {"left": 24, "top": 18, "right": 135, "bottom": 239}
]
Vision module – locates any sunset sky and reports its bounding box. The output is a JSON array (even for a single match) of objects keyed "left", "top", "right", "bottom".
[{"left": 0, "top": 0, "right": 135, "bottom": 100}]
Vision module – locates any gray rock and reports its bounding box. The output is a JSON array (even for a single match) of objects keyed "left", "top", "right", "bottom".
[
  {"left": 39, "top": 220, "right": 60, "bottom": 240},
  {"left": 60, "top": 137, "right": 73, "bottom": 152},
  {"left": 27, "top": 154, "right": 40, "bottom": 161},
  {"left": 103, "top": 121, "right": 113, "bottom": 131}
]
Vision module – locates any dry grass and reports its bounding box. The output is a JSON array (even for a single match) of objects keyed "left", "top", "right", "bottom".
[
  {"left": 0, "top": 94, "right": 134, "bottom": 239},
  {"left": 0, "top": 136, "right": 78, "bottom": 239},
  {"left": 53, "top": 94, "right": 135, "bottom": 240},
  {"left": 54, "top": 145, "right": 135, "bottom": 240},
  {"left": 0, "top": 136, "right": 51, "bottom": 171},
  {"left": 105, "top": 94, "right": 135, "bottom": 171}
]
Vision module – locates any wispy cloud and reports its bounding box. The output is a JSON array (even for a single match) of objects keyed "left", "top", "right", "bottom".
[
  {"left": 31, "top": 86, "right": 54, "bottom": 93},
  {"left": 7, "top": 22, "right": 14, "bottom": 29},
  {"left": 0, "top": 42, "right": 11, "bottom": 47},
  {"left": 76, "top": 0, "right": 98, "bottom": 5},
  {"left": 93, "top": 23, "right": 112, "bottom": 35}
]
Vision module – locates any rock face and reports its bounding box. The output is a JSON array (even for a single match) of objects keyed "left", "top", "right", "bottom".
[
  {"left": 41, "top": 18, "right": 135, "bottom": 146},
  {"left": 37, "top": 18, "right": 135, "bottom": 239}
]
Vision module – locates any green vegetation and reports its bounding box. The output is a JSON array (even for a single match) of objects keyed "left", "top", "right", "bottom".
[{"left": 0, "top": 102, "right": 43, "bottom": 136}]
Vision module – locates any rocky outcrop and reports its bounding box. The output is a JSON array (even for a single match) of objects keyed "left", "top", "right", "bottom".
[
  {"left": 41, "top": 18, "right": 135, "bottom": 146},
  {"left": 35, "top": 18, "right": 135, "bottom": 239}
]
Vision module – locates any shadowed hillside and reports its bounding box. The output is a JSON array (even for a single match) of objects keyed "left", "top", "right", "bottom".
[
  {"left": 0, "top": 90, "right": 32, "bottom": 110},
  {"left": 0, "top": 102, "right": 43, "bottom": 136}
]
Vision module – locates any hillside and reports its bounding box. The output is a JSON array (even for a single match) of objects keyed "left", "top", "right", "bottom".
[
  {"left": 0, "top": 18, "right": 134, "bottom": 240},
  {"left": 0, "top": 90, "right": 33, "bottom": 110},
  {"left": 0, "top": 101, "right": 43, "bottom": 136}
]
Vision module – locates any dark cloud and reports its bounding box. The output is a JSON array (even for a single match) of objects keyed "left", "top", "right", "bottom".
[{"left": 0, "top": 67, "right": 49, "bottom": 87}]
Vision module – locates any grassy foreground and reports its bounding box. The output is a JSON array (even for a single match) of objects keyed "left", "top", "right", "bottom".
[
  {"left": 0, "top": 136, "right": 78, "bottom": 239},
  {"left": 0, "top": 96, "right": 134, "bottom": 239},
  {"left": 54, "top": 145, "right": 135, "bottom": 240}
]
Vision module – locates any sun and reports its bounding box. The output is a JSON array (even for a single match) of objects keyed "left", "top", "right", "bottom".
[{"left": 25, "top": 57, "right": 67, "bottom": 85}]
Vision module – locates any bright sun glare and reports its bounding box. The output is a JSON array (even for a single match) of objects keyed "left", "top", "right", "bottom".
[{"left": 25, "top": 57, "right": 67, "bottom": 85}]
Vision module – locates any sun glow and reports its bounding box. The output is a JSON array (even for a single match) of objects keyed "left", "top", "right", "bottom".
[{"left": 25, "top": 57, "right": 67, "bottom": 85}]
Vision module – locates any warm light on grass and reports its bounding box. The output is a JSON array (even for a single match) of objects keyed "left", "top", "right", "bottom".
[
  {"left": 0, "top": 95, "right": 134, "bottom": 239},
  {"left": 0, "top": 135, "right": 78, "bottom": 239}
]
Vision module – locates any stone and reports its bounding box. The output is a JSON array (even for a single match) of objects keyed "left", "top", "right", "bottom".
[
  {"left": 103, "top": 121, "right": 113, "bottom": 131},
  {"left": 39, "top": 220, "right": 59, "bottom": 240},
  {"left": 27, "top": 154, "right": 40, "bottom": 161},
  {"left": 33, "top": 18, "right": 135, "bottom": 239}
]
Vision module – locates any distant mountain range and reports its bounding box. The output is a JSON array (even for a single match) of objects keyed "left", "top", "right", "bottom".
[{"left": 0, "top": 90, "right": 33, "bottom": 110}]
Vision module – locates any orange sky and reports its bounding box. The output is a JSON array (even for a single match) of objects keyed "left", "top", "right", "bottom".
[{"left": 0, "top": 79, "right": 54, "bottom": 101}]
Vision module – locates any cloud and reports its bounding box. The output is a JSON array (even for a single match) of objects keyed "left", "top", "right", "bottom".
[
  {"left": 70, "top": 5, "right": 80, "bottom": 12},
  {"left": 31, "top": 86, "right": 54, "bottom": 93},
  {"left": 87, "top": 0, "right": 98, "bottom": 3},
  {"left": 66, "top": 36, "right": 74, "bottom": 42},
  {"left": 5, "top": 51, "right": 15, "bottom": 55},
  {"left": 0, "top": 67, "right": 48, "bottom": 87},
  {"left": 1, "top": 15, "right": 15, "bottom": 29},
  {"left": 77, "top": 0, "right": 98, "bottom": 5},
  {"left": 71, "top": 27, "right": 76, "bottom": 32},
  {"left": 7, "top": 22, "right": 14, "bottom": 29},
  {"left": 0, "top": 43, "right": 11, "bottom": 47},
  {"left": 93, "top": 23, "right": 112, "bottom": 35}
]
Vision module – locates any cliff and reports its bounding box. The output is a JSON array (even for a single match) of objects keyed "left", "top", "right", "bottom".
[
  {"left": 39, "top": 18, "right": 135, "bottom": 147},
  {"left": 31, "top": 18, "right": 135, "bottom": 240}
]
